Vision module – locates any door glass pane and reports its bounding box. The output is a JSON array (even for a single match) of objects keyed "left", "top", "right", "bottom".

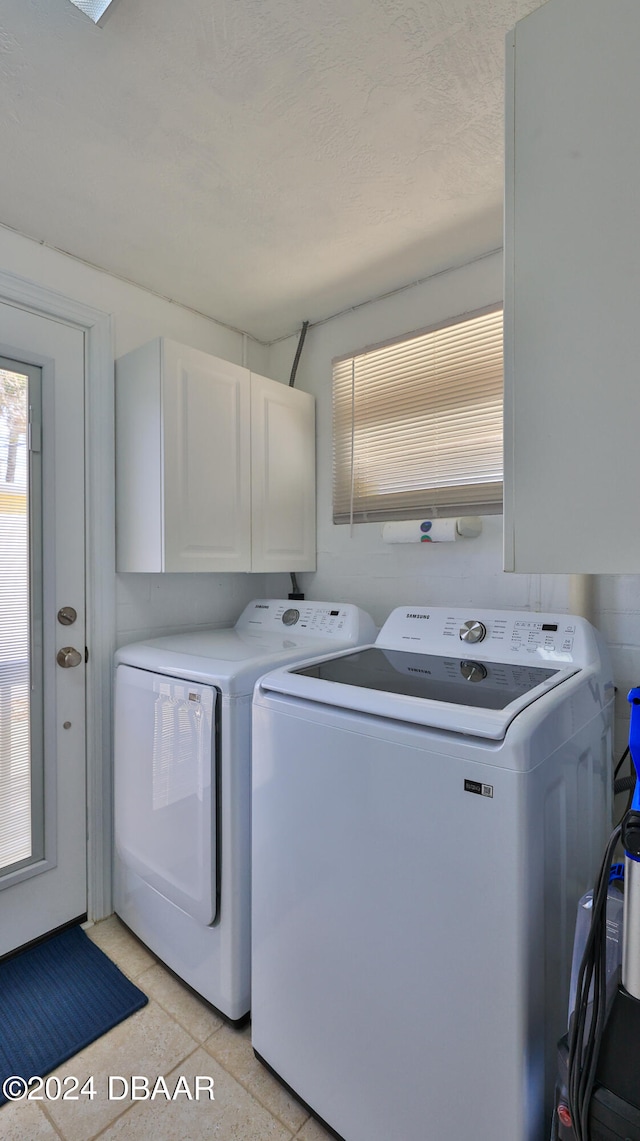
[{"left": 0, "top": 359, "right": 43, "bottom": 876}]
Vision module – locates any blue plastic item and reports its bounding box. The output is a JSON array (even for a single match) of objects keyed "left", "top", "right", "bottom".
[{"left": 626, "top": 687, "right": 640, "bottom": 860}]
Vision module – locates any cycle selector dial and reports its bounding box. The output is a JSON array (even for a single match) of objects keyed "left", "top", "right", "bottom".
[
  {"left": 459, "top": 620, "right": 487, "bottom": 645},
  {"left": 460, "top": 660, "right": 488, "bottom": 683}
]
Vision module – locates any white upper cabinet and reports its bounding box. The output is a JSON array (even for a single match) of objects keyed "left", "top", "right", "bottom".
[
  {"left": 116, "top": 339, "right": 316, "bottom": 573},
  {"left": 504, "top": 0, "right": 640, "bottom": 573},
  {"left": 250, "top": 372, "right": 316, "bottom": 573}
]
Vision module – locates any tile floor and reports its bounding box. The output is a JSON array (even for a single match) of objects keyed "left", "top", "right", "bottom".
[{"left": 0, "top": 916, "right": 334, "bottom": 1141}]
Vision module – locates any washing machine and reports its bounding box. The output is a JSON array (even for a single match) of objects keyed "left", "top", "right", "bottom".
[
  {"left": 113, "top": 598, "right": 376, "bottom": 1022},
  {"left": 251, "top": 606, "right": 614, "bottom": 1141}
]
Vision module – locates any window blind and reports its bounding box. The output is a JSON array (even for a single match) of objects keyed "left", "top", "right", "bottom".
[
  {"left": 0, "top": 365, "right": 35, "bottom": 872},
  {"left": 332, "top": 305, "right": 503, "bottom": 524}
]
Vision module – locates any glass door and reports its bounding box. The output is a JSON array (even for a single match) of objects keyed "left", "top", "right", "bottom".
[
  {"left": 0, "top": 358, "right": 43, "bottom": 876},
  {"left": 0, "top": 302, "right": 86, "bottom": 957}
]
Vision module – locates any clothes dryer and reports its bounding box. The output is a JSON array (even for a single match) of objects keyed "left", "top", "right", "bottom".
[
  {"left": 114, "top": 598, "right": 376, "bottom": 1021},
  {"left": 251, "top": 606, "right": 614, "bottom": 1140}
]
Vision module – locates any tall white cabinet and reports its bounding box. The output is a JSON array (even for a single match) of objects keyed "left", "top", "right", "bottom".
[
  {"left": 115, "top": 338, "right": 316, "bottom": 573},
  {"left": 504, "top": 0, "right": 640, "bottom": 573}
]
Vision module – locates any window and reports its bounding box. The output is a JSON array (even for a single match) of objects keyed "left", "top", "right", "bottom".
[{"left": 332, "top": 305, "right": 503, "bottom": 525}]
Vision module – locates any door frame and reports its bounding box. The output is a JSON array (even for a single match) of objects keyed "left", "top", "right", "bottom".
[{"left": 0, "top": 268, "right": 114, "bottom": 922}]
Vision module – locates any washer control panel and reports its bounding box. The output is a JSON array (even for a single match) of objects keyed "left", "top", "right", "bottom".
[
  {"left": 379, "top": 607, "right": 590, "bottom": 663},
  {"left": 236, "top": 599, "right": 377, "bottom": 643}
]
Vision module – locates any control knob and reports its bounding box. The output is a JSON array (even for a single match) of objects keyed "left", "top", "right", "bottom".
[
  {"left": 459, "top": 620, "right": 487, "bottom": 644},
  {"left": 460, "top": 660, "right": 488, "bottom": 683},
  {"left": 282, "top": 608, "right": 300, "bottom": 627}
]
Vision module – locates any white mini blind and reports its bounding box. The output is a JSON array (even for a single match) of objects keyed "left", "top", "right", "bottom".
[
  {"left": 332, "top": 305, "right": 503, "bottom": 524},
  {"left": 0, "top": 366, "right": 32, "bottom": 871}
]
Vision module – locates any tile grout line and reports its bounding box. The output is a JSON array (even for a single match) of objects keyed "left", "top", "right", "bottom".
[
  {"left": 102, "top": 930, "right": 306, "bottom": 1132},
  {"left": 87, "top": 1036, "right": 299, "bottom": 1141},
  {"left": 87, "top": 1042, "right": 205, "bottom": 1141},
  {"left": 36, "top": 1017, "right": 201, "bottom": 1141},
  {"left": 134, "top": 962, "right": 226, "bottom": 1046},
  {"left": 199, "top": 1032, "right": 311, "bottom": 1135},
  {"left": 90, "top": 921, "right": 307, "bottom": 1137},
  {"left": 35, "top": 1098, "right": 67, "bottom": 1141}
]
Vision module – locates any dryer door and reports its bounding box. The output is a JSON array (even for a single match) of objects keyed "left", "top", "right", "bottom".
[{"left": 114, "top": 665, "right": 218, "bottom": 925}]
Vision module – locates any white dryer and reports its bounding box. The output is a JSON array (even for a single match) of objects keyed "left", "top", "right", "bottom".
[
  {"left": 113, "top": 598, "right": 376, "bottom": 1022},
  {"left": 251, "top": 606, "right": 614, "bottom": 1141}
]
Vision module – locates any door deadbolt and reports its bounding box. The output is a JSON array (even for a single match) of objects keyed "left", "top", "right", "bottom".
[
  {"left": 56, "top": 646, "right": 82, "bottom": 668},
  {"left": 57, "top": 606, "right": 77, "bottom": 626}
]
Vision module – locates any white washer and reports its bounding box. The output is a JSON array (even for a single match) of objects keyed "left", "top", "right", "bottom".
[
  {"left": 113, "top": 598, "right": 376, "bottom": 1022},
  {"left": 251, "top": 606, "right": 614, "bottom": 1141}
]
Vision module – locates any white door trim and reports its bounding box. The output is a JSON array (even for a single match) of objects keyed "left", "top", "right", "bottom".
[{"left": 0, "top": 268, "right": 114, "bottom": 921}]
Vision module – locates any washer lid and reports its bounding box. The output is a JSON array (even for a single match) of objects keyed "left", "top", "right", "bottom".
[
  {"left": 258, "top": 645, "right": 580, "bottom": 740},
  {"left": 293, "top": 646, "right": 562, "bottom": 709}
]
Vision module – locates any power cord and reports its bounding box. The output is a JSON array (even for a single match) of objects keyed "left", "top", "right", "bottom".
[
  {"left": 566, "top": 823, "right": 622, "bottom": 1140},
  {"left": 614, "top": 746, "right": 630, "bottom": 781},
  {"left": 614, "top": 747, "right": 635, "bottom": 824}
]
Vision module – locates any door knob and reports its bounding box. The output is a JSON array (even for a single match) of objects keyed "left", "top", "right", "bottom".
[{"left": 57, "top": 646, "right": 82, "bottom": 668}]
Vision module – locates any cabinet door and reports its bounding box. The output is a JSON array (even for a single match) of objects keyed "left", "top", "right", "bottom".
[
  {"left": 250, "top": 373, "right": 316, "bottom": 573},
  {"left": 116, "top": 339, "right": 164, "bottom": 572},
  {"left": 504, "top": 0, "right": 640, "bottom": 573},
  {"left": 162, "top": 341, "right": 251, "bottom": 572}
]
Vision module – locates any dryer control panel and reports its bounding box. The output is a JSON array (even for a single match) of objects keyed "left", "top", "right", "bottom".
[
  {"left": 236, "top": 599, "right": 377, "bottom": 643},
  {"left": 379, "top": 607, "right": 595, "bottom": 665}
]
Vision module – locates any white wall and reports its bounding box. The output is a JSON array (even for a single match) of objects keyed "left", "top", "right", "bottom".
[
  {"left": 0, "top": 224, "right": 284, "bottom": 645},
  {"left": 3, "top": 225, "right": 637, "bottom": 760},
  {"left": 267, "top": 250, "right": 640, "bottom": 761}
]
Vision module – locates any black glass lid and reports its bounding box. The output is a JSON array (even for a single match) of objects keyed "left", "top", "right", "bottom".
[{"left": 292, "top": 647, "right": 560, "bottom": 711}]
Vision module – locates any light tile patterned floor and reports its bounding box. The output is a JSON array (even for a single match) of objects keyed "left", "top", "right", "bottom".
[{"left": 0, "top": 916, "right": 335, "bottom": 1141}]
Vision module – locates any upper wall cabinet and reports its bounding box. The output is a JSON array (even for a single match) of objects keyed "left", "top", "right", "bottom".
[
  {"left": 250, "top": 372, "right": 316, "bottom": 573},
  {"left": 504, "top": 0, "right": 640, "bottom": 573},
  {"left": 115, "top": 338, "right": 316, "bottom": 573}
]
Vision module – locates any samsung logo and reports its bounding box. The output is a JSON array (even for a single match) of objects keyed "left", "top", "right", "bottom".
[
  {"left": 406, "top": 613, "right": 429, "bottom": 619},
  {"left": 255, "top": 604, "right": 269, "bottom": 609},
  {"left": 408, "top": 667, "right": 431, "bottom": 675}
]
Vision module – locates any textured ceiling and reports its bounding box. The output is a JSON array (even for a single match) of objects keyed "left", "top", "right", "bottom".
[{"left": 0, "top": 0, "right": 544, "bottom": 342}]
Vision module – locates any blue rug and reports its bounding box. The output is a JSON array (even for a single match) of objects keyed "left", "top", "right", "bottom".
[{"left": 0, "top": 924, "right": 148, "bottom": 1103}]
